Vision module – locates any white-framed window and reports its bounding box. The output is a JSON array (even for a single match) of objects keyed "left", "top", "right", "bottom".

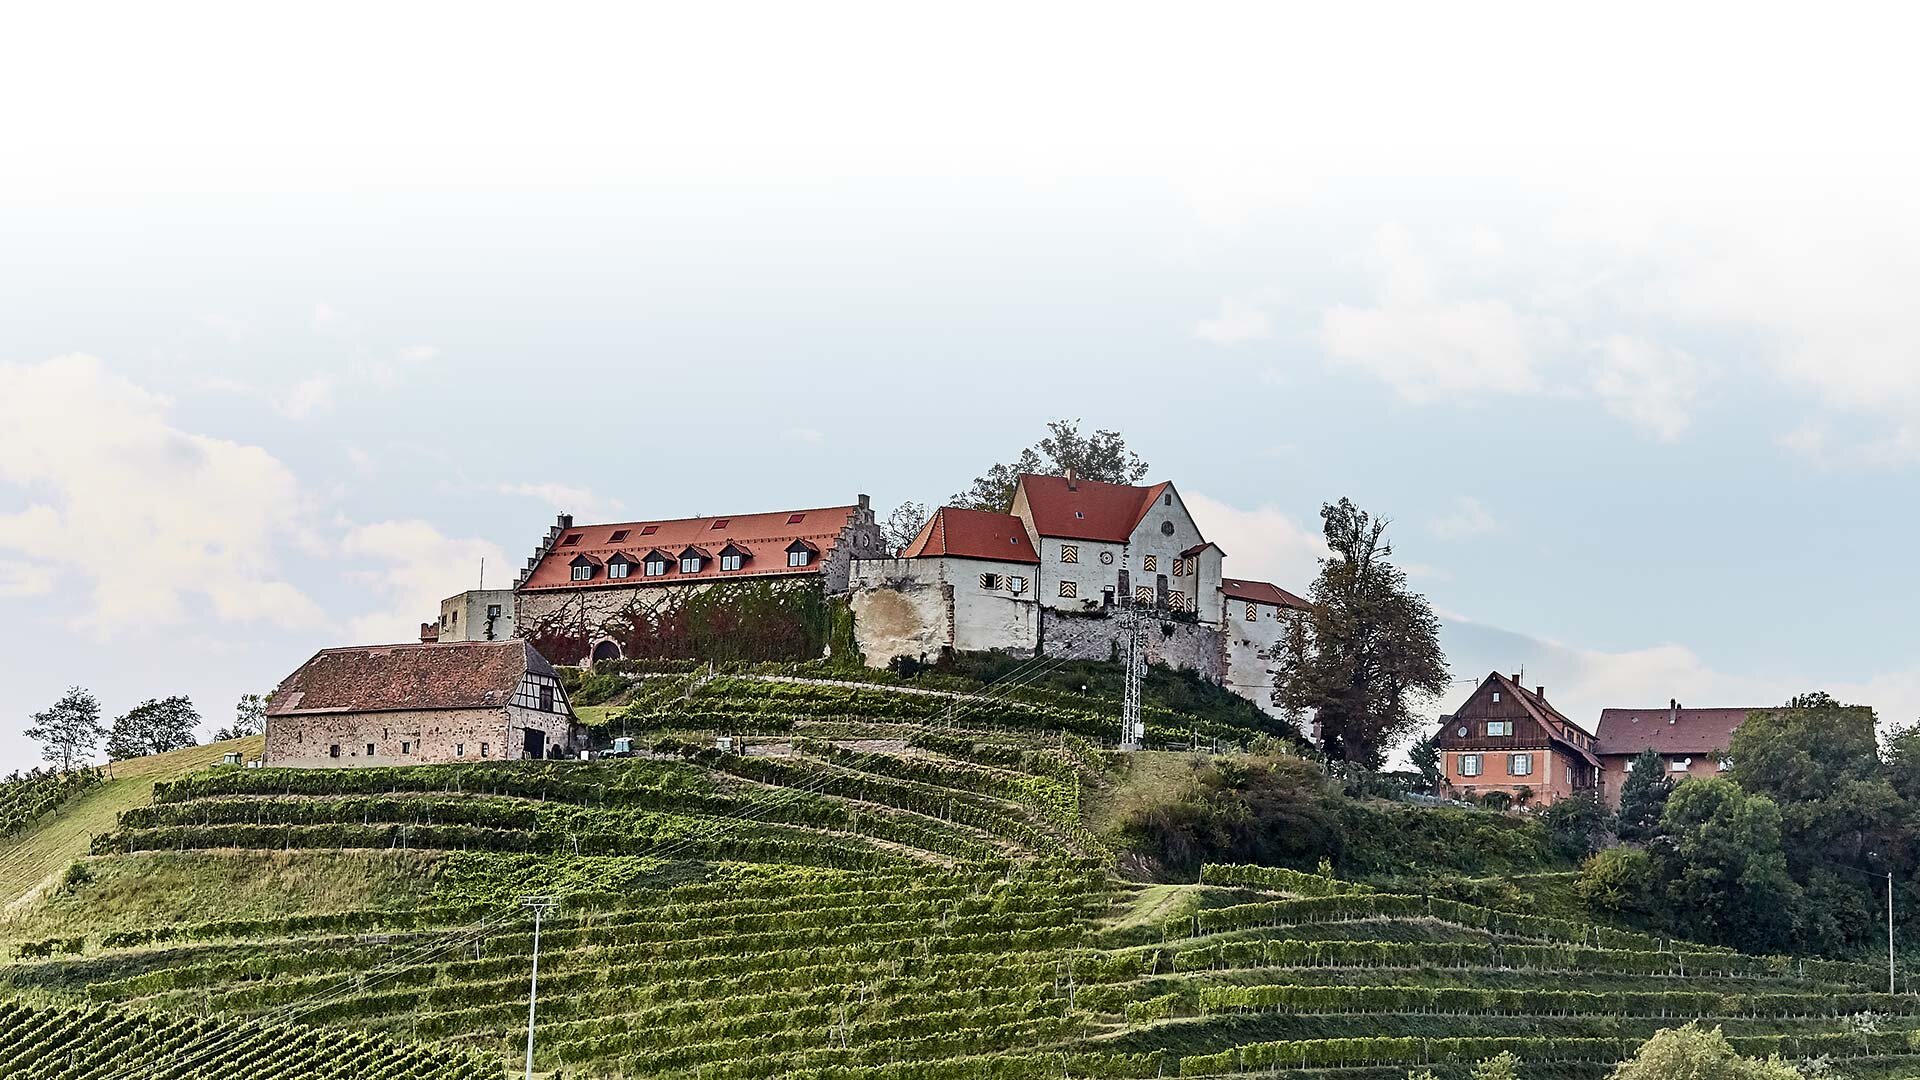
[
  {"left": 644, "top": 558, "right": 667, "bottom": 577},
  {"left": 1565, "top": 765, "right": 1574, "bottom": 784},
  {"left": 1486, "top": 721, "right": 1512, "bottom": 737},
  {"left": 570, "top": 564, "right": 592, "bottom": 581},
  {"left": 1670, "top": 758, "right": 1690, "bottom": 772},
  {"left": 1060, "top": 544, "right": 1079, "bottom": 564},
  {"left": 680, "top": 555, "right": 702, "bottom": 573},
  {"left": 608, "top": 561, "right": 629, "bottom": 579},
  {"left": 480, "top": 742, "right": 489, "bottom": 757},
  {"left": 1006, "top": 576, "right": 1027, "bottom": 595},
  {"left": 456, "top": 743, "right": 465, "bottom": 757},
  {"left": 788, "top": 549, "right": 811, "bottom": 567},
  {"left": 1491, "top": 691, "right": 1501, "bottom": 703},
  {"left": 1059, "top": 580, "right": 1077, "bottom": 598},
  {"left": 1509, "top": 753, "right": 1532, "bottom": 776},
  {"left": 721, "top": 553, "right": 744, "bottom": 571},
  {"left": 1460, "top": 753, "right": 1482, "bottom": 777}
]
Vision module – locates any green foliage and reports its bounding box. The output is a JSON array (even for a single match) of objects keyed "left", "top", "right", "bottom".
[
  {"left": 1617, "top": 749, "right": 1672, "bottom": 842},
  {"left": 0, "top": 765, "right": 103, "bottom": 839},
  {"left": 23, "top": 686, "right": 105, "bottom": 772},
  {"left": 1609, "top": 1023, "right": 1803, "bottom": 1080},
  {"left": 1544, "top": 792, "right": 1611, "bottom": 860},
  {"left": 105, "top": 694, "right": 200, "bottom": 760},
  {"left": 1471, "top": 1052, "right": 1522, "bottom": 1080},
  {"left": 214, "top": 692, "right": 267, "bottom": 740},
  {"left": 1409, "top": 736, "right": 1442, "bottom": 793},
  {"left": 1276, "top": 498, "right": 1449, "bottom": 766},
  {"left": 1578, "top": 847, "right": 1656, "bottom": 920},
  {"left": 950, "top": 418, "right": 1148, "bottom": 510},
  {"left": 1653, "top": 778, "right": 1797, "bottom": 952}
]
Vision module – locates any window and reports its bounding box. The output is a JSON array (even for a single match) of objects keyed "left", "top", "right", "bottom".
[
  {"left": 1457, "top": 726, "right": 1468, "bottom": 737},
  {"left": 1460, "top": 753, "right": 1482, "bottom": 776},
  {"left": 1142, "top": 554, "right": 1156, "bottom": 572},
  {"left": 401, "top": 741, "right": 411, "bottom": 755},
  {"left": 1245, "top": 603, "right": 1257, "bottom": 622},
  {"left": 680, "top": 555, "right": 702, "bottom": 573},
  {"left": 1164, "top": 492, "right": 1173, "bottom": 506},
  {"left": 571, "top": 564, "right": 593, "bottom": 581},
  {"left": 1486, "top": 721, "right": 1512, "bottom": 737},
  {"left": 329, "top": 744, "right": 341, "bottom": 759},
  {"left": 1509, "top": 753, "right": 1533, "bottom": 776},
  {"left": 609, "top": 530, "right": 630, "bottom": 542},
  {"left": 366, "top": 743, "right": 375, "bottom": 757},
  {"left": 1670, "top": 758, "right": 1689, "bottom": 772},
  {"left": 539, "top": 684, "right": 554, "bottom": 711},
  {"left": 456, "top": 743, "right": 465, "bottom": 757},
  {"left": 1006, "top": 575, "right": 1027, "bottom": 595},
  {"left": 608, "top": 561, "right": 629, "bottom": 579},
  {"left": 1566, "top": 765, "right": 1574, "bottom": 784},
  {"left": 1074, "top": 510, "right": 1084, "bottom": 519},
  {"left": 1059, "top": 580, "right": 1078, "bottom": 598},
  {"left": 1060, "top": 544, "right": 1079, "bottom": 564},
  {"left": 787, "top": 513, "right": 805, "bottom": 524},
  {"left": 980, "top": 572, "right": 1001, "bottom": 589},
  {"left": 721, "top": 553, "right": 743, "bottom": 571},
  {"left": 561, "top": 533, "right": 582, "bottom": 546},
  {"left": 788, "top": 549, "right": 810, "bottom": 567},
  {"left": 1491, "top": 691, "right": 1501, "bottom": 703},
  {"left": 480, "top": 742, "right": 489, "bottom": 757},
  {"left": 711, "top": 519, "right": 729, "bottom": 529},
  {"left": 486, "top": 604, "right": 501, "bottom": 618},
  {"left": 644, "top": 558, "right": 667, "bottom": 577},
  {"left": 640, "top": 525, "right": 659, "bottom": 535},
  {"left": 1160, "top": 521, "right": 1175, "bottom": 536}
]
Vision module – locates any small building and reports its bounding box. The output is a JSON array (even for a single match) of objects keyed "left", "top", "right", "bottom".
[
  {"left": 1592, "top": 702, "right": 1754, "bottom": 806},
  {"left": 436, "top": 588, "right": 516, "bottom": 643},
  {"left": 848, "top": 506, "right": 1043, "bottom": 666},
  {"left": 1220, "top": 578, "right": 1312, "bottom": 731},
  {"left": 1432, "top": 671, "right": 1601, "bottom": 806},
  {"left": 263, "top": 640, "right": 575, "bottom": 767},
  {"left": 1011, "top": 472, "right": 1225, "bottom": 623}
]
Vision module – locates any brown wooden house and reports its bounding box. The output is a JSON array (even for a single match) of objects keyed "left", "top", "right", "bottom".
[{"left": 1432, "top": 671, "right": 1601, "bottom": 806}]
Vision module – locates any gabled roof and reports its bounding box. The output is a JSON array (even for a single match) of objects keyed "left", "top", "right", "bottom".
[
  {"left": 1222, "top": 578, "right": 1311, "bottom": 611},
  {"left": 1595, "top": 706, "right": 1761, "bottom": 756},
  {"left": 1181, "top": 542, "right": 1225, "bottom": 559},
  {"left": 520, "top": 504, "right": 861, "bottom": 591},
  {"left": 1015, "top": 473, "right": 1173, "bottom": 543},
  {"left": 900, "top": 507, "right": 1040, "bottom": 564},
  {"left": 1454, "top": 671, "right": 1601, "bottom": 769},
  {"left": 267, "top": 641, "right": 558, "bottom": 717}
]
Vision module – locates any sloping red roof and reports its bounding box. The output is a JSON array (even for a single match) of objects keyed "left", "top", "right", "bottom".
[
  {"left": 1017, "top": 474, "right": 1171, "bottom": 543},
  {"left": 1222, "top": 577, "right": 1311, "bottom": 611},
  {"left": 520, "top": 504, "right": 859, "bottom": 591},
  {"left": 901, "top": 507, "right": 1039, "bottom": 563},
  {"left": 1595, "top": 706, "right": 1759, "bottom": 756},
  {"left": 1486, "top": 672, "right": 1602, "bottom": 768},
  {"left": 268, "top": 641, "right": 558, "bottom": 716}
]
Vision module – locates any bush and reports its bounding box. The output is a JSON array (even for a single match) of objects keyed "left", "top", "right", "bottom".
[{"left": 1578, "top": 847, "right": 1655, "bottom": 919}]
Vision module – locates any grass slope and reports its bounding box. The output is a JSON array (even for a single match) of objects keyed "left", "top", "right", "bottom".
[{"left": 0, "top": 737, "right": 261, "bottom": 910}]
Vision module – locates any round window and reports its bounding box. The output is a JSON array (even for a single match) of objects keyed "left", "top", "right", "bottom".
[
  {"left": 1457, "top": 726, "right": 1467, "bottom": 737},
  {"left": 1160, "top": 521, "right": 1175, "bottom": 536},
  {"left": 1099, "top": 551, "right": 1114, "bottom": 565}
]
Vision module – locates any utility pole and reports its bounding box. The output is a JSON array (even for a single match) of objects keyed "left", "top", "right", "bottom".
[
  {"left": 1891, "top": 870, "right": 1897, "bottom": 995},
  {"left": 1119, "top": 606, "right": 1145, "bottom": 751},
  {"left": 522, "top": 896, "right": 558, "bottom": 1080}
]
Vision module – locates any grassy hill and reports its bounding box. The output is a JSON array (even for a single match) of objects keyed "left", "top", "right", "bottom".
[{"left": 0, "top": 674, "right": 1911, "bottom": 1078}]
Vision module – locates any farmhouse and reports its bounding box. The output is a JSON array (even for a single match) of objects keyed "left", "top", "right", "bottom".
[
  {"left": 1432, "top": 672, "right": 1601, "bottom": 806},
  {"left": 850, "top": 473, "right": 1307, "bottom": 722},
  {"left": 263, "top": 640, "right": 575, "bottom": 767},
  {"left": 508, "top": 497, "right": 888, "bottom": 665}
]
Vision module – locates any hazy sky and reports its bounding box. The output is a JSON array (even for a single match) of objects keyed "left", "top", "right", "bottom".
[{"left": 5, "top": 3, "right": 1920, "bottom": 770}]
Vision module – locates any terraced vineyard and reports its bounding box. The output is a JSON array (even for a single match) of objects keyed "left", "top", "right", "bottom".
[{"left": 0, "top": 673, "right": 1912, "bottom": 1078}]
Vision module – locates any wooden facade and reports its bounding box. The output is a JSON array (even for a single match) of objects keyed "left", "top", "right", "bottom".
[{"left": 1432, "top": 672, "right": 1601, "bottom": 806}]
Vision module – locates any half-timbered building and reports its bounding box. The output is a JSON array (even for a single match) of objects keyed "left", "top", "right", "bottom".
[{"left": 1432, "top": 671, "right": 1600, "bottom": 805}]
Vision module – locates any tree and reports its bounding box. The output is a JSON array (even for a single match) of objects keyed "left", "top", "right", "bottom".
[
  {"left": 1616, "top": 748, "right": 1672, "bottom": 842},
  {"left": 1408, "top": 736, "right": 1442, "bottom": 794},
  {"left": 24, "top": 687, "right": 106, "bottom": 772},
  {"left": 1578, "top": 847, "right": 1655, "bottom": 919},
  {"left": 1544, "top": 792, "right": 1610, "bottom": 860},
  {"left": 1652, "top": 778, "right": 1797, "bottom": 951},
  {"left": 216, "top": 693, "right": 268, "bottom": 740},
  {"left": 879, "top": 502, "right": 930, "bottom": 555},
  {"left": 951, "top": 419, "right": 1148, "bottom": 510},
  {"left": 1608, "top": 1023, "right": 1801, "bottom": 1080},
  {"left": 105, "top": 696, "right": 200, "bottom": 761},
  {"left": 1275, "top": 499, "right": 1448, "bottom": 767}
]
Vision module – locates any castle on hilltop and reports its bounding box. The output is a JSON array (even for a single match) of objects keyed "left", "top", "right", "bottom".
[{"left": 433, "top": 473, "right": 1311, "bottom": 726}]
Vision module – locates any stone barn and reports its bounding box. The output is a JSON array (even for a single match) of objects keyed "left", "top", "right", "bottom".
[{"left": 263, "top": 640, "right": 576, "bottom": 767}]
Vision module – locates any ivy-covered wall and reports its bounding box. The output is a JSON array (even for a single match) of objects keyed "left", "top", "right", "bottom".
[{"left": 518, "top": 579, "right": 833, "bottom": 665}]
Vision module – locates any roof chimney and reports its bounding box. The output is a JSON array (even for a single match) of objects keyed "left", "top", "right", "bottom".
[
  {"left": 1065, "top": 468, "right": 1078, "bottom": 491},
  {"left": 1536, "top": 685, "right": 1546, "bottom": 700},
  {"left": 1510, "top": 673, "right": 1522, "bottom": 684},
  {"left": 857, "top": 493, "right": 870, "bottom": 510},
  {"left": 1669, "top": 699, "right": 1678, "bottom": 724},
  {"left": 558, "top": 513, "right": 574, "bottom": 530}
]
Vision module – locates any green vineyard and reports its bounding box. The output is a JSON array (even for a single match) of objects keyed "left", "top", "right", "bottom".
[{"left": 0, "top": 671, "right": 1911, "bottom": 1078}]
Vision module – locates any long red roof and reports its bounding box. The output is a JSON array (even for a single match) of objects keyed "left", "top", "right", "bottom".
[
  {"left": 1595, "top": 706, "right": 1760, "bottom": 756},
  {"left": 519, "top": 504, "right": 860, "bottom": 591},
  {"left": 1222, "top": 577, "right": 1311, "bottom": 611},
  {"left": 901, "top": 507, "right": 1039, "bottom": 563},
  {"left": 268, "top": 640, "right": 557, "bottom": 716},
  {"left": 1017, "top": 474, "right": 1171, "bottom": 543}
]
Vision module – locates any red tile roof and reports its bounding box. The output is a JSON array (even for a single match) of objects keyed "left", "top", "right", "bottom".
[
  {"left": 520, "top": 504, "right": 860, "bottom": 591},
  {"left": 1477, "top": 672, "right": 1602, "bottom": 768},
  {"left": 1222, "top": 577, "right": 1312, "bottom": 611},
  {"left": 268, "top": 641, "right": 559, "bottom": 716},
  {"left": 1016, "top": 474, "right": 1172, "bottom": 543},
  {"left": 900, "top": 507, "right": 1039, "bottom": 563},
  {"left": 1595, "top": 706, "right": 1760, "bottom": 756}
]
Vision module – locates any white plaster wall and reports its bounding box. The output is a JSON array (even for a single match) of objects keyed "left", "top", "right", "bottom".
[
  {"left": 849, "top": 557, "right": 1038, "bottom": 666},
  {"left": 440, "top": 589, "right": 517, "bottom": 642},
  {"left": 1224, "top": 601, "right": 1300, "bottom": 721}
]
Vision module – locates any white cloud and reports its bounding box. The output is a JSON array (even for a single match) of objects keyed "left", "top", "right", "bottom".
[
  {"left": 498, "top": 482, "right": 625, "bottom": 520},
  {"left": 274, "top": 374, "right": 337, "bottom": 419},
  {"left": 1428, "top": 497, "right": 1496, "bottom": 541},
  {"left": 1587, "top": 335, "right": 1708, "bottom": 441},
  {"left": 0, "top": 559, "right": 55, "bottom": 598},
  {"left": 338, "top": 520, "right": 510, "bottom": 643},
  {"left": 396, "top": 344, "right": 438, "bottom": 365},
  {"left": 0, "top": 354, "right": 326, "bottom": 633},
  {"left": 1183, "top": 492, "right": 1326, "bottom": 591},
  {"left": 1319, "top": 225, "right": 1566, "bottom": 402},
  {"left": 1193, "top": 296, "right": 1274, "bottom": 345}
]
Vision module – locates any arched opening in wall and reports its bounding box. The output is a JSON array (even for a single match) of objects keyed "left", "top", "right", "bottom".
[{"left": 591, "top": 639, "right": 623, "bottom": 663}]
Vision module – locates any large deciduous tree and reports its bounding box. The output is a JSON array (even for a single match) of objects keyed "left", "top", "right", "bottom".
[
  {"left": 215, "top": 693, "right": 269, "bottom": 741},
  {"left": 1652, "top": 778, "right": 1797, "bottom": 952},
  {"left": 1275, "top": 498, "right": 1447, "bottom": 767},
  {"left": 23, "top": 687, "right": 105, "bottom": 772},
  {"left": 951, "top": 419, "right": 1148, "bottom": 511},
  {"left": 879, "top": 501, "right": 930, "bottom": 554},
  {"left": 1609, "top": 1022, "right": 1803, "bottom": 1080},
  {"left": 105, "top": 695, "right": 201, "bottom": 761}
]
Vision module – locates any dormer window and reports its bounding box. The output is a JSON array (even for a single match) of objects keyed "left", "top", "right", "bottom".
[
  {"left": 786, "top": 539, "right": 818, "bottom": 568},
  {"left": 642, "top": 550, "right": 670, "bottom": 577},
  {"left": 606, "top": 553, "right": 634, "bottom": 580},
  {"left": 609, "top": 529, "right": 630, "bottom": 542},
  {"left": 561, "top": 533, "right": 582, "bottom": 546},
  {"left": 677, "top": 546, "right": 710, "bottom": 574},
  {"left": 719, "top": 542, "right": 751, "bottom": 572},
  {"left": 568, "top": 554, "right": 595, "bottom": 581}
]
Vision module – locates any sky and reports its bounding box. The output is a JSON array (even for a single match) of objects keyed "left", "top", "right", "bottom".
[{"left": 4, "top": 2, "right": 1920, "bottom": 771}]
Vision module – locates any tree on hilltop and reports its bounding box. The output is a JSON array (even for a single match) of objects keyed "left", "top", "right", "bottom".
[
  {"left": 880, "top": 502, "right": 930, "bottom": 555},
  {"left": 23, "top": 687, "right": 105, "bottom": 772},
  {"left": 105, "top": 695, "right": 200, "bottom": 760},
  {"left": 1276, "top": 498, "right": 1448, "bottom": 767},
  {"left": 951, "top": 419, "right": 1149, "bottom": 511},
  {"left": 216, "top": 693, "right": 269, "bottom": 740}
]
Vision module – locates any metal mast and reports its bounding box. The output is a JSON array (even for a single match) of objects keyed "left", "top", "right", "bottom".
[
  {"left": 522, "top": 896, "right": 558, "bottom": 1080},
  {"left": 1120, "top": 606, "right": 1145, "bottom": 750}
]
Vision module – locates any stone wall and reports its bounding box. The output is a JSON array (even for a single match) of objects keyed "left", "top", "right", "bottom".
[
  {"left": 1037, "top": 609, "right": 1227, "bottom": 681},
  {"left": 1223, "top": 604, "right": 1304, "bottom": 727},
  {"left": 265, "top": 707, "right": 522, "bottom": 768},
  {"left": 848, "top": 557, "right": 1039, "bottom": 667}
]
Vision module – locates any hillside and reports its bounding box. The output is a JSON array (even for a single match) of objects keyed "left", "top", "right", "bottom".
[{"left": 0, "top": 673, "right": 1912, "bottom": 1078}]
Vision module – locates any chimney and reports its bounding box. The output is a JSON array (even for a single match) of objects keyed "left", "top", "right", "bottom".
[
  {"left": 558, "top": 513, "right": 574, "bottom": 530},
  {"left": 1669, "top": 698, "right": 1678, "bottom": 724},
  {"left": 857, "top": 493, "right": 870, "bottom": 510},
  {"left": 1065, "top": 469, "right": 1078, "bottom": 491},
  {"left": 1536, "top": 685, "right": 1546, "bottom": 700},
  {"left": 1510, "top": 673, "right": 1522, "bottom": 685}
]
